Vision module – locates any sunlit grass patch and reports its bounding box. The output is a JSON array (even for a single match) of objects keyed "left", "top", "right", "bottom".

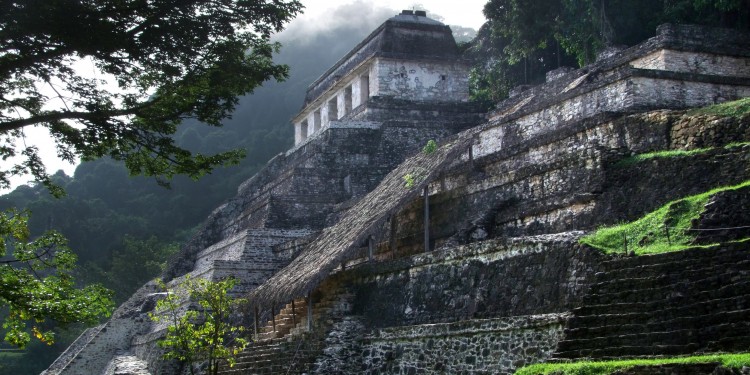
[
  {"left": 580, "top": 180, "right": 750, "bottom": 255},
  {"left": 615, "top": 148, "right": 712, "bottom": 167},
  {"left": 515, "top": 352, "right": 750, "bottom": 375},
  {"left": 686, "top": 97, "right": 750, "bottom": 117}
]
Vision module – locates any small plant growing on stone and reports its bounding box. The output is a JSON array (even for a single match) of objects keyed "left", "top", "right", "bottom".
[
  {"left": 403, "top": 169, "right": 428, "bottom": 189},
  {"left": 150, "top": 276, "right": 249, "bottom": 375},
  {"left": 422, "top": 139, "right": 438, "bottom": 154},
  {"left": 403, "top": 173, "right": 416, "bottom": 188}
]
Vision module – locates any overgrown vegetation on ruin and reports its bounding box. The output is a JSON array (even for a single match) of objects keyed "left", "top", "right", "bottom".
[
  {"left": 614, "top": 142, "right": 750, "bottom": 168},
  {"left": 612, "top": 97, "right": 750, "bottom": 168},
  {"left": 580, "top": 180, "right": 750, "bottom": 255},
  {"left": 515, "top": 352, "right": 750, "bottom": 375},
  {"left": 687, "top": 97, "right": 750, "bottom": 117}
]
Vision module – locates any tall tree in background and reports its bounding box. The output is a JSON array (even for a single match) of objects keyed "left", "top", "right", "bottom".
[
  {"left": 474, "top": 0, "right": 750, "bottom": 101},
  {"left": 0, "top": 0, "right": 302, "bottom": 349}
]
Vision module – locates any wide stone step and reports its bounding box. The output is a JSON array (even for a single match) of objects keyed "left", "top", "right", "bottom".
[
  {"left": 587, "top": 265, "right": 750, "bottom": 299},
  {"left": 585, "top": 274, "right": 750, "bottom": 304},
  {"left": 565, "top": 307, "right": 750, "bottom": 337},
  {"left": 235, "top": 348, "right": 285, "bottom": 361},
  {"left": 557, "top": 328, "right": 700, "bottom": 351},
  {"left": 554, "top": 342, "right": 702, "bottom": 360},
  {"left": 572, "top": 293, "right": 750, "bottom": 326},
  {"left": 589, "top": 267, "right": 750, "bottom": 293},
  {"left": 559, "top": 321, "right": 750, "bottom": 357},
  {"left": 598, "top": 246, "right": 747, "bottom": 273},
  {"left": 598, "top": 251, "right": 748, "bottom": 276},
  {"left": 222, "top": 363, "right": 286, "bottom": 374},
  {"left": 703, "top": 331, "right": 750, "bottom": 352},
  {"left": 229, "top": 353, "right": 318, "bottom": 374},
  {"left": 220, "top": 289, "right": 353, "bottom": 374}
]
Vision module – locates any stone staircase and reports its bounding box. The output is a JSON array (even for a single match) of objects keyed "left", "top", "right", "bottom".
[
  {"left": 553, "top": 243, "right": 750, "bottom": 360},
  {"left": 256, "top": 298, "right": 308, "bottom": 341},
  {"left": 220, "top": 289, "right": 354, "bottom": 374},
  {"left": 220, "top": 337, "right": 324, "bottom": 375}
]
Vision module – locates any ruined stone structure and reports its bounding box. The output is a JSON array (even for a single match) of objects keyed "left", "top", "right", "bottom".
[
  {"left": 292, "top": 10, "right": 470, "bottom": 145},
  {"left": 44, "top": 16, "right": 750, "bottom": 375}
]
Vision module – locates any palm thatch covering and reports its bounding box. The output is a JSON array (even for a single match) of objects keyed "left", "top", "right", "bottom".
[{"left": 247, "top": 127, "right": 481, "bottom": 307}]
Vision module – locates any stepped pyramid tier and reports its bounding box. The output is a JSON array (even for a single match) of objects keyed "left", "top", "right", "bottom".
[{"left": 45, "top": 15, "right": 750, "bottom": 375}]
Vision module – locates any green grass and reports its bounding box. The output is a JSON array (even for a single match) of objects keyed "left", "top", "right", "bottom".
[
  {"left": 580, "top": 180, "right": 750, "bottom": 255},
  {"left": 615, "top": 143, "right": 750, "bottom": 168},
  {"left": 686, "top": 97, "right": 750, "bottom": 117},
  {"left": 615, "top": 148, "right": 712, "bottom": 167},
  {"left": 515, "top": 353, "right": 750, "bottom": 375}
]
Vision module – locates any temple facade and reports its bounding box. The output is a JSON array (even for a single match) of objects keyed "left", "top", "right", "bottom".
[{"left": 292, "top": 10, "right": 470, "bottom": 145}]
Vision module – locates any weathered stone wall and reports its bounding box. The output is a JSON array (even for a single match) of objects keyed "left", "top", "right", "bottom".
[
  {"left": 478, "top": 72, "right": 750, "bottom": 160},
  {"left": 670, "top": 113, "right": 750, "bottom": 149},
  {"left": 310, "top": 313, "right": 568, "bottom": 375},
  {"left": 590, "top": 144, "right": 750, "bottom": 227},
  {"left": 284, "top": 232, "right": 601, "bottom": 375},
  {"left": 630, "top": 49, "right": 750, "bottom": 77},
  {"left": 371, "top": 58, "right": 469, "bottom": 102},
  {"left": 304, "top": 235, "right": 591, "bottom": 375},
  {"left": 358, "top": 314, "right": 568, "bottom": 375},
  {"left": 385, "top": 96, "right": 750, "bottom": 252},
  {"left": 346, "top": 234, "right": 601, "bottom": 328}
]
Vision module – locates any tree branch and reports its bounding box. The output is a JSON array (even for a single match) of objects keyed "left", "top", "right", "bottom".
[{"left": 0, "top": 103, "right": 151, "bottom": 133}]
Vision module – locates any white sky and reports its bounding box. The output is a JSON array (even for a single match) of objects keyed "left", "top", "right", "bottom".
[
  {"left": 299, "top": 0, "right": 487, "bottom": 30},
  {"left": 4, "top": 0, "right": 488, "bottom": 192}
]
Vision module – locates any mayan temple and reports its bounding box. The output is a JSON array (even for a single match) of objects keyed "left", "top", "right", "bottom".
[{"left": 44, "top": 11, "right": 750, "bottom": 375}]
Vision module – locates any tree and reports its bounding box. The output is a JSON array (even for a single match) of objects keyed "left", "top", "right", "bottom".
[
  {"left": 150, "top": 277, "right": 248, "bottom": 375},
  {"left": 0, "top": 0, "right": 303, "bottom": 194},
  {"left": 0, "top": 0, "right": 301, "bottom": 350},
  {"left": 483, "top": 0, "right": 750, "bottom": 67},
  {"left": 475, "top": 0, "right": 750, "bottom": 100},
  {"left": 104, "top": 235, "right": 178, "bottom": 302},
  {"left": 0, "top": 209, "right": 114, "bottom": 348}
]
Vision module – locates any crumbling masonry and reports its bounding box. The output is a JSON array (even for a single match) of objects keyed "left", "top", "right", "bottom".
[{"left": 44, "top": 12, "right": 750, "bottom": 375}]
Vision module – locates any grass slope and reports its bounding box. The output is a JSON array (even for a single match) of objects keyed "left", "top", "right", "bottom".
[
  {"left": 516, "top": 353, "right": 750, "bottom": 375},
  {"left": 580, "top": 180, "right": 750, "bottom": 255},
  {"left": 686, "top": 97, "right": 750, "bottom": 117}
]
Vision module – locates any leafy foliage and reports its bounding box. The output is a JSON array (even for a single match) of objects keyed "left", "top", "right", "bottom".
[
  {"left": 102, "top": 236, "right": 178, "bottom": 302},
  {"left": 465, "top": 22, "right": 579, "bottom": 103},
  {"left": 422, "top": 140, "right": 438, "bottom": 155},
  {"left": 0, "top": 209, "right": 113, "bottom": 348},
  {"left": 403, "top": 173, "right": 416, "bottom": 189},
  {"left": 150, "top": 277, "right": 248, "bottom": 375},
  {"left": 0, "top": 7, "right": 401, "bottom": 371},
  {"left": 484, "top": 0, "right": 749, "bottom": 64},
  {"left": 471, "top": 0, "right": 750, "bottom": 101},
  {"left": 0, "top": 0, "right": 303, "bottom": 193}
]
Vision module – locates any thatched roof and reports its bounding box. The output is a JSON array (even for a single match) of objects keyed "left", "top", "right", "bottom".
[{"left": 247, "top": 127, "right": 481, "bottom": 307}]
